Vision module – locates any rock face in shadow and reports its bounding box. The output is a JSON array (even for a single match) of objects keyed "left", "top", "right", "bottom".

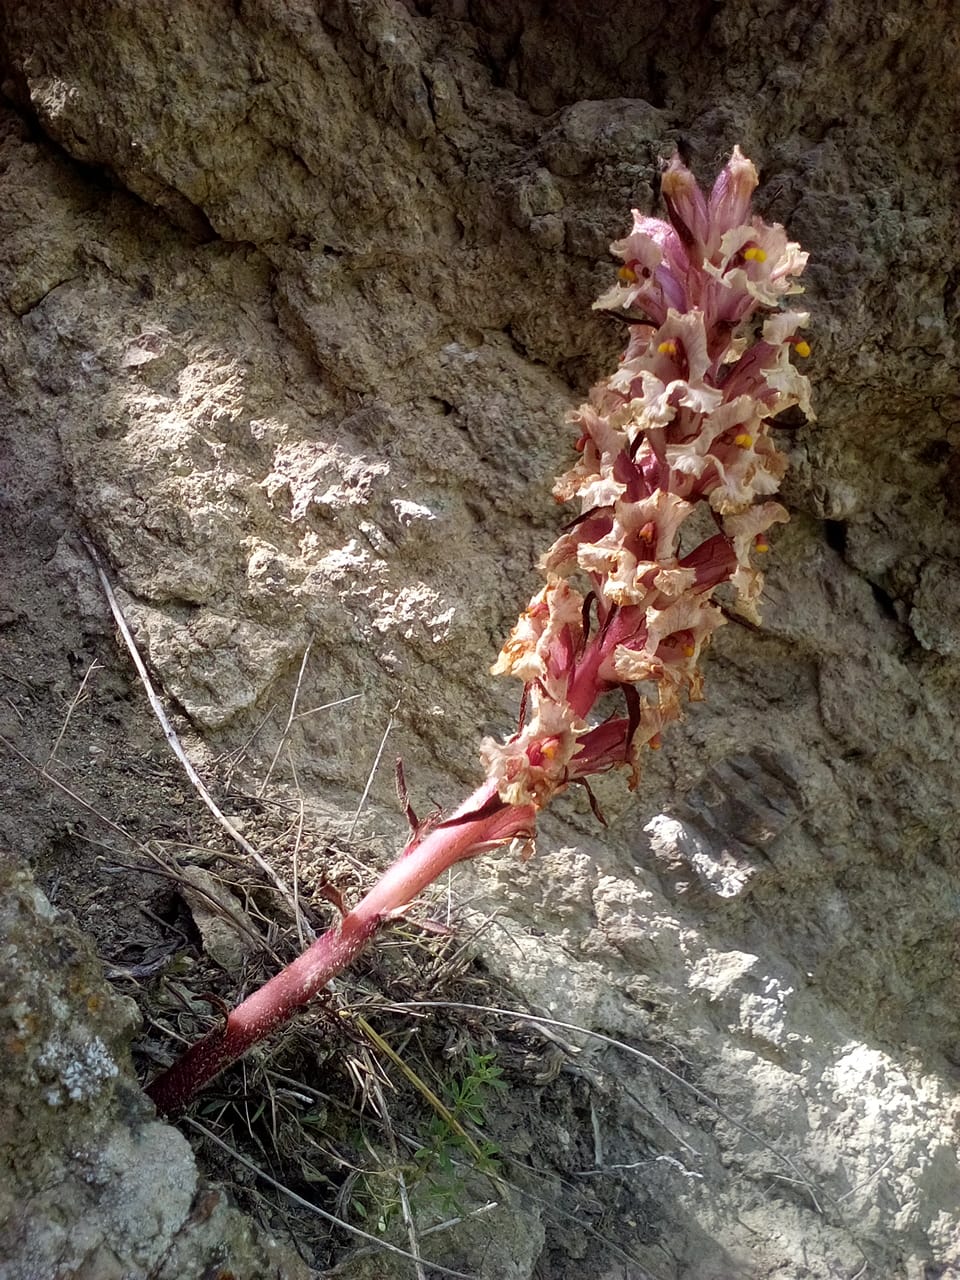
[{"left": 0, "top": 2, "right": 959, "bottom": 1277}]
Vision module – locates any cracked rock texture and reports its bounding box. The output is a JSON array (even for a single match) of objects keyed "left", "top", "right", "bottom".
[{"left": 1, "top": 1, "right": 959, "bottom": 1277}]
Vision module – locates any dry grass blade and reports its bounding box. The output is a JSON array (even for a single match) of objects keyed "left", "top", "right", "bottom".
[
  {"left": 365, "top": 1064, "right": 427, "bottom": 1280},
  {"left": 349, "top": 1012, "right": 486, "bottom": 1165},
  {"left": 262, "top": 1062, "right": 656, "bottom": 1277},
  {"left": 348, "top": 699, "right": 400, "bottom": 839},
  {"left": 257, "top": 639, "right": 312, "bottom": 798},
  {"left": 80, "top": 535, "right": 315, "bottom": 943},
  {"left": 417, "top": 1202, "right": 498, "bottom": 1239},
  {"left": 46, "top": 658, "right": 101, "bottom": 765},
  {"left": 182, "top": 1118, "right": 478, "bottom": 1280}
]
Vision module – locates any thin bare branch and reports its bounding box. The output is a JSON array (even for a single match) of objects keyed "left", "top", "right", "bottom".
[
  {"left": 0, "top": 734, "right": 282, "bottom": 965},
  {"left": 221, "top": 702, "right": 276, "bottom": 789},
  {"left": 257, "top": 640, "right": 313, "bottom": 798},
  {"left": 2, "top": 731, "right": 142, "bottom": 850},
  {"left": 390, "top": 999, "right": 827, "bottom": 1217},
  {"left": 287, "top": 747, "right": 307, "bottom": 951},
  {"left": 294, "top": 693, "right": 362, "bottom": 720}
]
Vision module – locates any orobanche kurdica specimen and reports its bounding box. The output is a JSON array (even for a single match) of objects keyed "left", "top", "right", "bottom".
[{"left": 147, "top": 148, "right": 812, "bottom": 1116}]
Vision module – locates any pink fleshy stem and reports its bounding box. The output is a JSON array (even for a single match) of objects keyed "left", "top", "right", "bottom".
[
  {"left": 146, "top": 781, "right": 536, "bottom": 1117},
  {"left": 566, "top": 604, "right": 642, "bottom": 719}
]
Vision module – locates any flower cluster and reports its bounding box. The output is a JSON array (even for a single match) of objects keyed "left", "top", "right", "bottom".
[{"left": 481, "top": 147, "right": 812, "bottom": 810}]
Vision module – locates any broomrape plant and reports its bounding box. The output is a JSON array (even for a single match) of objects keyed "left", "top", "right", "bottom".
[{"left": 147, "top": 148, "right": 812, "bottom": 1117}]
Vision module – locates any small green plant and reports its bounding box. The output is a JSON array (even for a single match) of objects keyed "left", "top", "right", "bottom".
[
  {"left": 412, "top": 1046, "right": 507, "bottom": 1219},
  {"left": 354, "top": 1045, "right": 508, "bottom": 1230},
  {"left": 416, "top": 1047, "right": 507, "bottom": 1166}
]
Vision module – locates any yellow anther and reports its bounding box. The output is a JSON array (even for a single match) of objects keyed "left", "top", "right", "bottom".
[
  {"left": 657, "top": 340, "right": 679, "bottom": 357},
  {"left": 743, "top": 246, "right": 767, "bottom": 263},
  {"left": 682, "top": 643, "right": 696, "bottom": 658},
  {"left": 755, "top": 538, "right": 770, "bottom": 553},
  {"left": 542, "top": 742, "right": 558, "bottom": 760},
  {"left": 794, "top": 340, "right": 811, "bottom": 358},
  {"left": 618, "top": 265, "right": 639, "bottom": 283},
  {"left": 734, "top": 432, "right": 754, "bottom": 448},
  {"left": 649, "top": 733, "right": 663, "bottom": 750}
]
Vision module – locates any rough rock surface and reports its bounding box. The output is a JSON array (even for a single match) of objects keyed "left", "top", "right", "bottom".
[
  {"left": 0, "top": 862, "right": 309, "bottom": 1280},
  {"left": 1, "top": 2, "right": 959, "bottom": 1277}
]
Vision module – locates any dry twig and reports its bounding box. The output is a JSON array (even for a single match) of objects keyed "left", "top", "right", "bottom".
[
  {"left": 46, "top": 658, "right": 101, "bottom": 765},
  {"left": 394, "top": 999, "right": 827, "bottom": 1216},
  {"left": 257, "top": 639, "right": 312, "bottom": 798}
]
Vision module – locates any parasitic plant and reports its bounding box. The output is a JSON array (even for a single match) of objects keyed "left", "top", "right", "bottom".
[{"left": 147, "top": 148, "right": 812, "bottom": 1117}]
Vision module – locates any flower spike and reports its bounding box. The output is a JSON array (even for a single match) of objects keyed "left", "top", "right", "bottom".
[{"left": 485, "top": 148, "right": 811, "bottom": 813}]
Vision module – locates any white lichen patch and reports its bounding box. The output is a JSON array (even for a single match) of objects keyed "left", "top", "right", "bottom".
[{"left": 37, "top": 1034, "right": 119, "bottom": 1105}]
